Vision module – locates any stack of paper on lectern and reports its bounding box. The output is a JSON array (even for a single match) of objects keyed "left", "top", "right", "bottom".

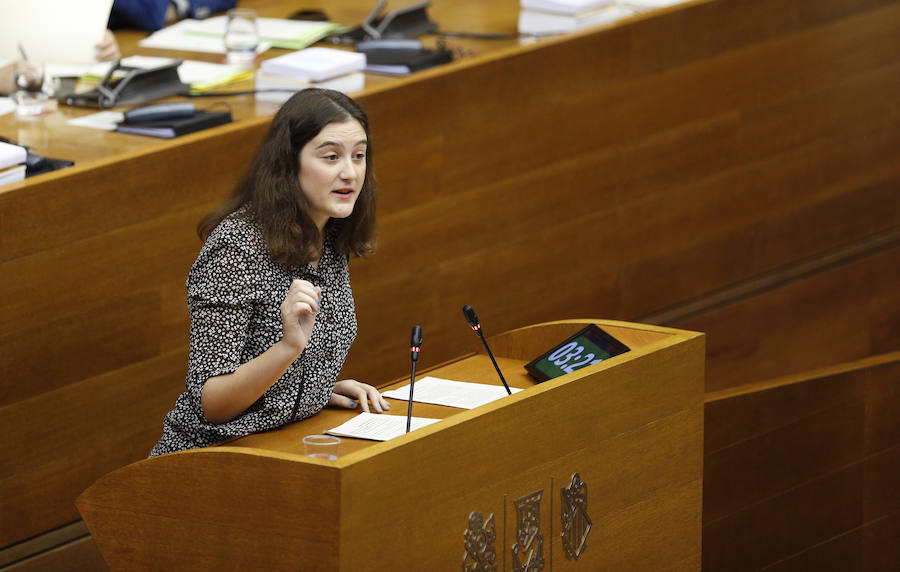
[
  {"left": 0, "top": 142, "right": 27, "bottom": 188},
  {"left": 518, "top": 0, "right": 633, "bottom": 35}
]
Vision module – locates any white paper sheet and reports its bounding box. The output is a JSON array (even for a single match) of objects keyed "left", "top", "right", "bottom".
[
  {"left": 617, "top": 0, "right": 691, "bottom": 10},
  {"left": 0, "top": 97, "right": 15, "bottom": 117},
  {"left": 382, "top": 376, "right": 522, "bottom": 409},
  {"left": 177, "top": 16, "right": 336, "bottom": 42},
  {"left": 326, "top": 412, "right": 441, "bottom": 441},
  {"left": 138, "top": 19, "right": 271, "bottom": 55},
  {"left": 67, "top": 111, "right": 124, "bottom": 131},
  {"left": 0, "top": 0, "right": 114, "bottom": 64}
]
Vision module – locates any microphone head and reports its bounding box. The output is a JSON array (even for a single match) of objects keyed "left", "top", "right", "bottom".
[
  {"left": 411, "top": 324, "right": 423, "bottom": 347},
  {"left": 462, "top": 305, "right": 480, "bottom": 328}
]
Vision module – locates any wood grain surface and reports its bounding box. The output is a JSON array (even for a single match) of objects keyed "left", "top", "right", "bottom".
[{"left": 703, "top": 351, "right": 900, "bottom": 571}]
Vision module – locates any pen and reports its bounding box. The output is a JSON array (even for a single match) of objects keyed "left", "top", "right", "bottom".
[{"left": 18, "top": 43, "right": 28, "bottom": 62}]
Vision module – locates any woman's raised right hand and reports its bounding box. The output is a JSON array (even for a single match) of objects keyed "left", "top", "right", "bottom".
[{"left": 280, "top": 279, "right": 320, "bottom": 355}]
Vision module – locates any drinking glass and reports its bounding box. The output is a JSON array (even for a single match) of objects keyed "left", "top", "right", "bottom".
[
  {"left": 12, "top": 60, "right": 48, "bottom": 117},
  {"left": 224, "top": 8, "right": 259, "bottom": 66},
  {"left": 302, "top": 435, "right": 341, "bottom": 460}
]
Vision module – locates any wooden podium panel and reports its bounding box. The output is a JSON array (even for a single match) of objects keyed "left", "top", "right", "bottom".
[{"left": 77, "top": 320, "right": 704, "bottom": 570}]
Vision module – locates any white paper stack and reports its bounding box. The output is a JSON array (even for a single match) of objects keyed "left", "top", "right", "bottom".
[
  {"left": 518, "top": 0, "right": 633, "bottom": 35},
  {"left": 618, "top": 0, "right": 692, "bottom": 10},
  {"left": 260, "top": 47, "right": 366, "bottom": 82},
  {"left": 0, "top": 141, "right": 28, "bottom": 187},
  {"left": 522, "top": 0, "right": 615, "bottom": 13},
  {"left": 255, "top": 72, "right": 365, "bottom": 104},
  {"left": 256, "top": 47, "right": 366, "bottom": 103},
  {"left": 138, "top": 17, "right": 341, "bottom": 54}
]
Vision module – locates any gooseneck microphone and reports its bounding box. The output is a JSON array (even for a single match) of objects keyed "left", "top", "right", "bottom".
[
  {"left": 407, "top": 325, "right": 423, "bottom": 433},
  {"left": 462, "top": 305, "right": 512, "bottom": 395}
]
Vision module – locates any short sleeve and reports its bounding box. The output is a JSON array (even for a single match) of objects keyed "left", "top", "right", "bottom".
[{"left": 183, "top": 227, "right": 261, "bottom": 417}]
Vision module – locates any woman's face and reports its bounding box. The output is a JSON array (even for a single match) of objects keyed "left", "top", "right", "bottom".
[{"left": 298, "top": 119, "right": 368, "bottom": 231}]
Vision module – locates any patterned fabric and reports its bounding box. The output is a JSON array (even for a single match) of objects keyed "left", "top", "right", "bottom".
[{"left": 149, "top": 214, "right": 357, "bottom": 456}]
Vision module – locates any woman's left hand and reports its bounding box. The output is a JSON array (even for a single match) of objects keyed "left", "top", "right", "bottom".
[{"left": 329, "top": 379, "right": 390, "bottom": 413}]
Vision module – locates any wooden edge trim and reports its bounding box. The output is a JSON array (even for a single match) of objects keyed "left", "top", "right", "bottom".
[
  {"left": 641, "top": 226, "right": 900, "bottom": 326},
  {"left": 704, "top": 350, "right": 900, "bottom": 403},
  {"left": 0, "top": 521, "right": 89, "bottom": 568}
]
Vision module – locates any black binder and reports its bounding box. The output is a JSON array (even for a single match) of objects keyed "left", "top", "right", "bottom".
[
  {"left": 364, "top": 48, "right": 453, "bottom": 75},
  {"left": 116, "top": 109, "right": 232, "bottom": 139}
]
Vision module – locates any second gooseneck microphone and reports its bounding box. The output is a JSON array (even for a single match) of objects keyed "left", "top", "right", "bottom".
[
  {"left": 462, "top": 305, "right": 512, "bottom": 395},
  {"left": 406, "top": 325, "right": 423, "bottom": 433}
]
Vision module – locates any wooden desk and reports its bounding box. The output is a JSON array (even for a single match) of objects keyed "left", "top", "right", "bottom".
[
  {"left": 0, "top": 0, "right": 517, "bottom": 166},
  {"left": 2, "top": 0, "right": 899, "bottom": 559}
]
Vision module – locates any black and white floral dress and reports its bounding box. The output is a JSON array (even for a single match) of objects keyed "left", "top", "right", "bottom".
[{"left": 149, "top": 214, "right": 357, "bottom": 456}]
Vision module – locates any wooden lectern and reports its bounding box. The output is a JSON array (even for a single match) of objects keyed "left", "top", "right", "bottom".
[{"left": 77, "top": 320, "right": 704, "bottom": 570}]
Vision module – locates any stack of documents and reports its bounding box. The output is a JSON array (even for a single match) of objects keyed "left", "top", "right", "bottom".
[
  {"left": 617, "top": 0, "right": 692, "bottom": 10},
  {"left": 139, "top": 17, "right": 345, "bottom": 55},
  {"left": 0, "top": 142, "right": 28, "bottom": 187},
  {"left": 518, "top": 0, "right": 633, "bottom": 34},
  {"left": 363, "top": 48, "right": 453, "bottom": 77},
  {"left": 256, "top": 47, "right": 366, "bottom": 103},
  {"left": 260, "top": 47, "right": 365, "bottom": 82}
]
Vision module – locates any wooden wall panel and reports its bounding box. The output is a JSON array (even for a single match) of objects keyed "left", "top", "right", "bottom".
[
  {"left": 0, "top": 351, "right": 186, "bottom": 547},
  {"left": 673, "top": 245, "right": 900, "bottom": 392},
  {"left": 703, "top": 353, "right": 900, "bottom": 571},
  {"left": 863, "top": 511, "right": 900, "bottom": 570},
  {"left": 705, "top": 463, "right": 867, "bottom": 571},
  {"left": 0, "top": 121, "right": 264, "bottom": 261},
  {"left": 0, "top": 207, "right": 205, "bottom": 404},
  {"left": 4, "top": 536, "right": 108, "bottom": 572},
  {"left": 342, "top": 0, "right": 900, "bottom": 383}
]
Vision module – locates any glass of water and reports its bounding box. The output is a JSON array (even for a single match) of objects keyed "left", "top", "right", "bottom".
[
  {"left": 12, "top": 60, "right": 48, "bottom": 117},
  {"left": 224, "top": 8, "right": 259, "bottom": 66},
  {"left": 302, "top": 434, "right": 341, "bottom": 460}
]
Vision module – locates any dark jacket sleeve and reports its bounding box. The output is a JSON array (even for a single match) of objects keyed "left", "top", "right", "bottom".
[
  {"left": 186, "top": 0, "right": 237, "bottom": 20},
  {"left": 108, "top": 0, "right": 238, "bottom": 31}
]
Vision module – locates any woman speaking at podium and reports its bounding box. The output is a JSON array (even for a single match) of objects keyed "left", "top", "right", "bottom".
[{"left": 150, "top": 89, "right": 389, "bottom": 456}]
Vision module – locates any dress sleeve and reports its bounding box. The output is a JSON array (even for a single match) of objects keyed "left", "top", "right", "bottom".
[{"left": 183, "top": 229, "right": 260, "bottom": 418}]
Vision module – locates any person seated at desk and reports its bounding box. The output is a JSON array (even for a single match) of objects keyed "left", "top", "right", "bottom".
[
  {"left": 108, "top": 0, "right": 237, "bottom": 31},
  {"left": 149, "top": 89, "right": 389, "bottom": 457},
  {"left": 0, "top": 31, "right": 119, "bottom": 95}
]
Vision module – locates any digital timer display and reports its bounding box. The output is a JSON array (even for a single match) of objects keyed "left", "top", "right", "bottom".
[{"left": 524, "top": 324, "right": 630, "bottom": 382}]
